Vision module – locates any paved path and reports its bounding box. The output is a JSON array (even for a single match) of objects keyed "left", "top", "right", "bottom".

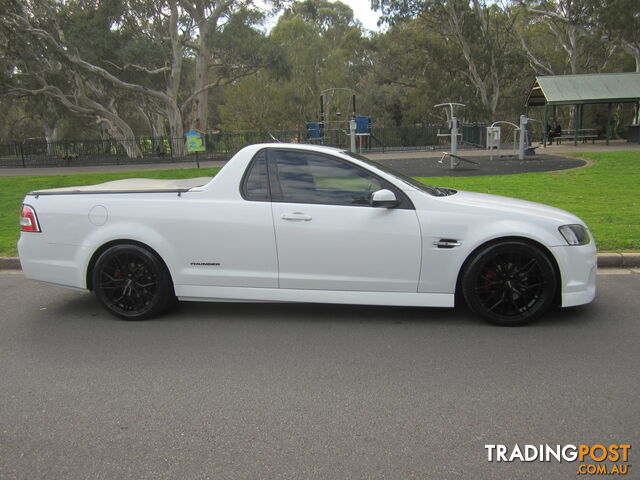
[
  {"left": 367, "top": 139, "right": 640, "bottom": 160},
  {"left": 1, "top": 271, "right": 638, "bottom": 479},
  {"left": 372, "top": 153, "right": 585, "bottom": 177}
]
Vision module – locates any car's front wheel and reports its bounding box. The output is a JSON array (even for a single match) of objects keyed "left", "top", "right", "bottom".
[
  {"left": 462, "top": 241, "right": 557, "bottom": 326},
  {"left": 92, "top": 244, "right": 174, "bottom": 320}
]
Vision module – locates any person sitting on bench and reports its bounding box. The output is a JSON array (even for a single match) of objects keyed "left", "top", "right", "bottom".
[{"left": 548, "top": 120, "right": 562, "bottom": 144}]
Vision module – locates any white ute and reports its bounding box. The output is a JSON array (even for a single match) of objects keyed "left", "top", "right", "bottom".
[{"left": 18, "top": 143, "right": 597, "bottom": 325}]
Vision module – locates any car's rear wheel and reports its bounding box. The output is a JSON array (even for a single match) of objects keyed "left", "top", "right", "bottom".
[
  {"left": 92, "top": 244, "right": 174, "bottom": 320},
  {"left": 462, "top": 241, "right": 557, "bottom": 326}
]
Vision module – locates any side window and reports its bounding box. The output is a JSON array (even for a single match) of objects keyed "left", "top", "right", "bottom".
[
  {"left": 272, "top": 150, "right": 383, "bottom": 206},
  {"left": 242, "top": 150, "right": 269, "bottom": 201}
]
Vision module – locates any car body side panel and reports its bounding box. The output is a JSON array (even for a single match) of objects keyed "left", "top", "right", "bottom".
[
  {"left": 19, "top": 188, "right": 279, "bottom": 290},
  {"left": 174, "top": 284, "right": 454, "bottom": 308}
]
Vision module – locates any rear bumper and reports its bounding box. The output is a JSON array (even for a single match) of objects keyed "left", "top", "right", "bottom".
[
  {"left": 551, "top": 243, "right": 597, "bottom": 308},
  {"left": 18, "top": 233, "right": 90, "bottom": 290}
]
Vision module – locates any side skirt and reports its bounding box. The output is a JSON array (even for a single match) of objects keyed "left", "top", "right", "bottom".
[{"left": 175, "top": 285, "right": 454, "bottom": 308}]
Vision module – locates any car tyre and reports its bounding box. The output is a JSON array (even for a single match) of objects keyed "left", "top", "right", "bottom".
[
  {"left": 92, "top": 244, "right": 174, "bottom": 320},
  {"left": 462, "top": 241, "right": 557, "bottom": 326}
]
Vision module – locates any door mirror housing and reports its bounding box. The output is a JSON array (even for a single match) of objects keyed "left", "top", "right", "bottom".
[{"left": 371, "top": 189, "right": 399, "bottom": 208}]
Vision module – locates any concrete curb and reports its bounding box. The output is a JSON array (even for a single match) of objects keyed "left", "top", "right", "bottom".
[
  {"left": 597, "top": 253, "right": 640, "bottom": 268},
  {"left": 0, "top": 257, "right": 21, "bottom": 269},
  {"left": 1, "top": 254, "right": 639, "bottom": 271}
]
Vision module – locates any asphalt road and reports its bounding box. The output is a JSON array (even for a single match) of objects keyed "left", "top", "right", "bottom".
[{"left": 1, "top": 272, "right": 638, "bottom": 479}]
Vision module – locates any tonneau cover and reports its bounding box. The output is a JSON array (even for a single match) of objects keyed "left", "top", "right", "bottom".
[{"left": 30, "top": 177, "right": 211, "bottom": 195}]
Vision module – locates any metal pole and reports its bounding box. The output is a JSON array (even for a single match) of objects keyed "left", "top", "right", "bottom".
[
  {"left": 543, "top": 103, "right": 549, "bottom": 147},
  {"left": 349, "top": 119, "right": 356, "bottom": 152},
  {"left": 579, "top": 103, "right": 584, "bottom": 143},
  {"left": 488, "top": 126, "right": 495, "bottom": 160},
  {"left": 574, "top": 104, "right": 580, "bottom": 146},
  {"left": 606, "top": 103, "right": 612, "bottom": 146},
  {"left": 518, "top": 115, "right": 527, "bottom": 160},
  {"left": 451, "top": 116, "right": 458, "bottom": 156},
  {"left": 19, "top": 142, "right": 25, "bottom": 168}
]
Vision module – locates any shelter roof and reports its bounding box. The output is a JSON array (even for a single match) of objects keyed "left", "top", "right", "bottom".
[{"left": 527, "top": 73, "right": 640, "bottom": 106}]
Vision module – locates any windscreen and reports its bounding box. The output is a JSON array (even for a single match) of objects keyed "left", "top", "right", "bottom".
[{"left": 343, "top": 152, "right": 453, "bottom": 197}]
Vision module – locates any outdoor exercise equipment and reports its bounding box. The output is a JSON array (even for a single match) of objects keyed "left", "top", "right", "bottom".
[
  {"left": 435, "top": 102, "right": 478, "bottom": 169},
  {"left": 439, "top": 153, "right": 480, "bottom": 170},
  {"left": 518, "top": 115, "right": 541, "bottom": 160},
  {"left": 311, "top": 89, "right": 377, "bottom": 152},
  {"left": 320, "top": 88, "right": 357, "bottom": 152},
  {"left": 435, "top": 102, "right": 465, "bottom": 156},
  {"left": 487, "top": 121, "right": 519, "bottom": 160}
]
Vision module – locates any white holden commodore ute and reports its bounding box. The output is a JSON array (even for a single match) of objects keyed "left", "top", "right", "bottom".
[{"left": 18, "top": 143, "right": 596, "bottom": 326}]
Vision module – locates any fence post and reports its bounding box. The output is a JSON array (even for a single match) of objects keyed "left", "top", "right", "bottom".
[{"left": 19, "top": 142, "right": 25, "bottom": 168}]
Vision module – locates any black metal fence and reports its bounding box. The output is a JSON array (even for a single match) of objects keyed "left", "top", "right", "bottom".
[{"left": 0, "top": 124, "right": 486, "bottom": 168}]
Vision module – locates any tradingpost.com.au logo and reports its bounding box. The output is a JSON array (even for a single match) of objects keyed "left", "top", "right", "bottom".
[{"left": 485, "top": 444, "right": 632, "bottom": 475}]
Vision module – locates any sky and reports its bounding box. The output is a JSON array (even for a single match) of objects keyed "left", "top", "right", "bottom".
[
  {"left": 340, "top": 0, "right": 383, "bottom": 31},
  {"left": 259, "top": 1, "right": 384, "bottom": 33}
]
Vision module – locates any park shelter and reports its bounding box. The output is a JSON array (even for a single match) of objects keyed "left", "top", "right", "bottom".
[{"left": 526, "top": 72, "right": 640, "bottom": 145}]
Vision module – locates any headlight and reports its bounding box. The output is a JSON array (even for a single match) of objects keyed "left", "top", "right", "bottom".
[{"left": 559, "top": 224, "right": 590, "bottom": 246}]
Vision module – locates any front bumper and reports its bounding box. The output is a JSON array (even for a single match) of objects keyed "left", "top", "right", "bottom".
[{"left": 551, "top": 242, "right": 597, "bottom": 308}]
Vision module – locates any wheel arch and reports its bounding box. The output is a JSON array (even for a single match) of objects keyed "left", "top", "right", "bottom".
[
  {"left": 85, "top": 239, "right": 173, "bottom": 291},
  {"left": 454, "top": 236, "right": 562, "bottom": 306}
]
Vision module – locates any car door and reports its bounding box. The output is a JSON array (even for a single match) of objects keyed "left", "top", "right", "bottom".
[{"left": 268, "top": 148, "right": 422, "bottom": 292}]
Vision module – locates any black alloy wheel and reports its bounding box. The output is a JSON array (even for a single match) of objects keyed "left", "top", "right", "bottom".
[
  {"left": 92, "top": 244, "right": 174, "bottom": 320},
  {"left": 462, "top": 241, "right": 557, "bottom": 326}
]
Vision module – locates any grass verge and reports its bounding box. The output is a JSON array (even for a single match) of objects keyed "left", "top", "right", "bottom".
[{"left": 1, "top": 150, "right": 638, "bottom": 256}]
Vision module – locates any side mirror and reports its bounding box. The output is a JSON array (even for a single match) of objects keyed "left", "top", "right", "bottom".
[{"left": 371, "top": 189, "right": 399, "bottom": 208}]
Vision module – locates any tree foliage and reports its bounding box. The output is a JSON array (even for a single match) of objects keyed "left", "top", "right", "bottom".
[{"left": 0, "top": 0, "right": 638, "bottom": 150}]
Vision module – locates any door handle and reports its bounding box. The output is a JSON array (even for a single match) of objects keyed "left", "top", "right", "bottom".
[{"left": 281, "top": 212, "right": 312, "bottom": 221}]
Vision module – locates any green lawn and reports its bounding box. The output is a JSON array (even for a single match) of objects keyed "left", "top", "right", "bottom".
[{"left": 1, "top": 150, "right": 638, "bottom": 256}]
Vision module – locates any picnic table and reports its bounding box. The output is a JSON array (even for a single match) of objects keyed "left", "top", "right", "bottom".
[{"left": 556, "top": 128, "right": 598, "bottom": 144}]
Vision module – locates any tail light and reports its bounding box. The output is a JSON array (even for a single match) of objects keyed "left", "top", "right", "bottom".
[{"left": 20, "top": 204, "right": 41, "bottom": 232}]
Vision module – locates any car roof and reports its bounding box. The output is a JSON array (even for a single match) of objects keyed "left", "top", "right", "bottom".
[{"left": 245, "top": 143, "right": 345, "bottom": 154}]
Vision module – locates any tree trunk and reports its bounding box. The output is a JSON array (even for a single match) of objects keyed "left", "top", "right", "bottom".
[
  {"left": 152, "top": 113, "right": 165, "bottom": 152},
  {"left": 165, "top": 106, "right": 185, "bottom": 156},
  {"left": 43, "top": 122, "right": 59, "bottom": 155},
  {"left": 188, "top": 15, "right": 212, "bottom": 132},
  {"left": 165, "top": 0, "right": 186, "bottom": 154},
  {"left": 106, "top": 115, "right": 143, "bottom": 158}
]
